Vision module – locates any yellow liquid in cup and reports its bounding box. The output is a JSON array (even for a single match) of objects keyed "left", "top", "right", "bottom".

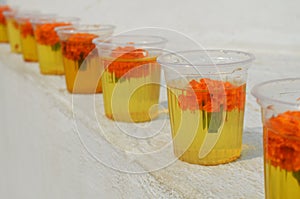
[
  {"left": 20, "top": 34, "right": 38, "bottom": 62},
  {"left": 167, "top": 80, "right": 245, "bottom": 165},
  {"left": 36, "top": 43, "right": 64, "bottom": 75},
  {"left": 6, "top": 18, "right": 21, "bottom": 53},
  {"left": 0, "top": 23, "right": 8, "bottom": 42},
  {"left": 265, "top": 162, "right": 300, "bottom": 199},
  {"left": 63, "top": 55, "right": 102, "bottom": 93},
  {"left": 102, "top": 57, "right": 161, "bottom": 122}
]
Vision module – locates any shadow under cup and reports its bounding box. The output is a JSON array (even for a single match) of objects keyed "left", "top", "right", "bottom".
[
  {"left": 252, "top": 78, "right": 300, "bottom": 199},
  {"left": 158, "top": 50, "right": 254, "bottom": 165}
]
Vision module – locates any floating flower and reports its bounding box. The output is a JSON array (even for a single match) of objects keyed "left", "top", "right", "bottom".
[
  {"left": 178, "top": 78, "right": 246, "bottom": 112},
  {"left": 62, "top": 33, "right": 97, "bottom": 61},
  {"left": 104, "top": 46, "right": 156, "bottom": 78},
  {"left": 265, "top": 111, "right": 300, "bottom": 172},
  {"left": 35, "top": 22, "right": 70, "bottom": 46},
  {"left": 20, "top": 21, "right": 34, "bottom": 37},
  {"left": 0, "top": 5, "right": 11, "bottom": 25}
]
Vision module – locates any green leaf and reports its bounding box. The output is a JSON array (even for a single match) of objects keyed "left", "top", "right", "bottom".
[
  {"left": 202, "top": 108, "right": 207, "bottom": 130},
  {"left": 78, "top": 59, "right": 86, "bottom": 71},
  {"left": 51, "top": 42, "right": 61, "bottom": 51},
  {"left": 78, "top": 53, "right": 86, "bottom": 71},
  {"left": 114, "top": 76, "right": 120, "bottom": 83},
  {"left": 292, "top": 170, "right": 300, "bottom": 186},
  {"left": 207, "top": 106, "right": 224, "bottom": 133}
]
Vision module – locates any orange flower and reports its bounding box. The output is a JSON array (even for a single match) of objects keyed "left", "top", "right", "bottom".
[
  {"left": 0, "top": 5, "right": 11, "bottom": 25},
  {"left": 35, "top": 22, "right": 70, "bottom": 46},
  {"left": 264, "top": 111, "right": 300, "bottom": 172},
  {"left": 20, "top": 21, "right": 34, "bottom": 37},
  {"left": 104, "top": 46, "right": 156, "bottom": 78},
  {"left": 62, "top": 33, "right": 97, "bottom": 61},
  {"left": 12, "top": 19, "right": 18, "bottom": 29},
  {"left": 178, "top": 78, "right": 246, "bottom": 112}
]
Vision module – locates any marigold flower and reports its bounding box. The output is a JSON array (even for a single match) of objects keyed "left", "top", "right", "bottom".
[
  {"left": 178, "top": 78, "right": 246, "bottom": 112},
  {"left": 35, "top": 22, "right": 70, "bottom": 46},
  {"left": 20, "top": 21, "right": 34, "bottom": 37},
  {"left": 62, "top": 33, "right": 97, "bottom": 61},
  {"left": 104, "top": 46, "right": 156, "bottom": 78},
  {"left": 265, "top": 111, "right": 300, "bottom": 172},
  {"left": 0, "top": 5, "right": 11, "bottom": 25}
]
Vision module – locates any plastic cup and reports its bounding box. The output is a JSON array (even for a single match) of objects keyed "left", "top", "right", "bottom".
[
  {"left": 15, "top": 12, "right": 44, "bottom": 62},
  {"left": 32, "top": 16, "right": 80, "bottom": 75},
  {"left": 0, "top": 4, "right": 11, "bottom": 43},
  {"left": 157, "top": 50, "right": 254, "bottom": 165},
  {"left": 94, "top": 35, "right": 167, "bottom": 122},
  {"left": 56, "top": 24, "right": 115, "bottom": 93},
  {"left": 252, "top": 78, "right": 300, "bottom": 199},
  {"left": 3, "top": 9, "right": 22, "bottom": 53}
]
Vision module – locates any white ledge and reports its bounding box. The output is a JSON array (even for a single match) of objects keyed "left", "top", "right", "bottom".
[{"left": 3, "top": 43, "right": 299, "bottom": 198}]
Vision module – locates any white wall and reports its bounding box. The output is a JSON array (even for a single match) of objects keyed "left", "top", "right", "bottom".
[{"left": 7, "top": 0, "right": 300, "bottom": 52}]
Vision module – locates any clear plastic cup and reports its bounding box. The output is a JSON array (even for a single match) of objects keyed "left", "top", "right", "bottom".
[
  {"left": 56, "top": 24, "right": 115, "bottom": 93},
  {"left": 32, "top": 16, "right": 80, "bottom": 75},
  {"left": 252, "top": 78, "right": 300, "bottom": 199},
  {"left": 3, "top": 9, "right": 22, "bottom": 53},
  {"left": 157, "top": 50, "right": 254, "bottom": 165},
  {"left": 15, "top": 12, "right": 43, "bottom": 62},
  {"left": 0, "top": 4, "right": 11, "bottom": 43},
  {"left": 94, "top": 35, "right": 167, "bottom": 122}
]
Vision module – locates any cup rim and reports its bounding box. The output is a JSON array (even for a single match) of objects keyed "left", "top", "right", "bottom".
[
  {"left": 93, "top": 34, "right": 168, "bottom": 48},
  {"left": 3, "top": 10, "right": 17, "bottom": 17},
  {"left": 0, "top": 4, "right": 11, "bottom": 9},
  {"left": 157, "top": 49, "right": 255, "bottom": 68},
  {"left": 251, "top": 77, "right": 300, "bottom": 107},
  {"left": 31, "top": 16, "right": 80, "bottom": 25},
  {"left": 15, "top": 12, "right": 43, "bottom": 22},
  {"left": 29, "top": 14, "right": 57, "bottom": 25},
  {"left": 55, "top": 24, "right": 115, "bottom": 34},
  {"left": 1, "top": 5, "right": 17, "bottom": 13}
]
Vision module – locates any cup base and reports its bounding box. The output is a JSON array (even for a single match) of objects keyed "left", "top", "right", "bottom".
[
  {"left": 175, "top": 148, "right": 241, "bottom": 165},
  {"left": 24, "top": 58, "right": 38, "bottom": 62},
  {"left": 105, "top": 112, "right": 157, "bottom": 123},
  {"left": 40, "top": 70, "right": 64, "bottom": 75},
  {"left": 67, "top": 88, "right": 102, "bottom": 94}
]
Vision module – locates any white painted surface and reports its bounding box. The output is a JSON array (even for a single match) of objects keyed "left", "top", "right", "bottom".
[{"left": 1, "top": 0, "right": 299, "bottom": 198}]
